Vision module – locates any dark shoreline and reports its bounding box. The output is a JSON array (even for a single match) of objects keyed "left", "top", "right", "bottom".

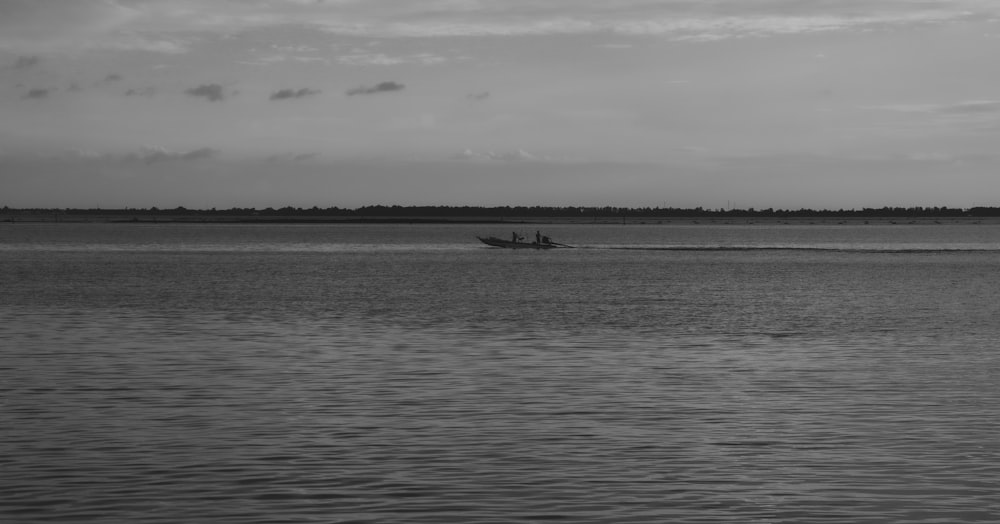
[
  {"left": 4, "top": 205, "right": 1000, "bottom": 225},
  {"left": 3, "top": 213, "right": 999, "bottom": 226}
]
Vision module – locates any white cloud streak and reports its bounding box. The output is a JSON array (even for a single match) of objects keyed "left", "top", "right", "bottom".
[
  {"left": 454, "top": 148, "right": 568, "bottom": 163},
  {"left": 336, "top": 52, "right": 449, "bottom": 66},
  {"left": 31, "top": 147, "right": 220, "bottom": 164},
  {"left": 1, "top": 0, "right": 995, "bottom": 54},
  {"left": 131, "top": 146, "right": 218, "bottom": 164},
  {"left": 874, "top": 100, "right": 1000, "bottom": 114}
]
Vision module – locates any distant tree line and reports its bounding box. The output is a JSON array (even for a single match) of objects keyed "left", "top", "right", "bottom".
[{"left": 4, "top": 205, "right": 1000, "bottom": 218}]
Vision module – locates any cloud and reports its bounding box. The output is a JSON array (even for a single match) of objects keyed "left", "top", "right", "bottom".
[
  {"left": 872, "top": 100, "right": 1000, "bottom": 114},
  {"left": 185, "top": 83, "right": 226, "bottom": 102},
  {"left": 336, "top": 52, "right": 449, "bottom": 66},
  {"left": 467, "top": 91, "right": 490, "bottom": 101},
  {"left": 266, "top": 152, "right": 319, "bottom": 163},
  {"left": 454, "top": 148, "right": 554, "bottom": 163},
  {"left": 247, "top": 44, "right": 328, "bottom": 65},
  {"left": 269, "top": 88, "right": 321, "bottom": 101},
  {"left": 14, "top": 146, "right": 220, "bottom": 165},
  {"left": 21, "top": 87, "right": 53, "bottom": 99},
  {"left": 104, "top": 73, "right": 122, "bottom": 82},
  {"left": 130, "top": 146, "right": 219, "bottom": 164},
  {"left": 13, "top": 55, "right": 40, "bottom": 69},
  {"left": 881, "top": 100, "right": 1000, "bottom": 131},
  {"left": 125, "top": 87, "right": 156, "bottom": 97},
  {"left": 0, "top": 1, "right": 190, "bottom": 54},
  {"left": 249, "top": 54, "right": 328, "bottom": 66},
  {"left": 1, "top": 1, "right": 993, "bottom": 56},
  {"left": 308, "top": 3, "right": 984, "bottom": 40},
  {"left": 938, "top": 100, "right": 1000, "bottom": 114},
  {"left": 346, "top": 81, "right": 405, "bottom": 96},
  {"left": 103, "top": 35, "right": 189, "bottom": 54}
]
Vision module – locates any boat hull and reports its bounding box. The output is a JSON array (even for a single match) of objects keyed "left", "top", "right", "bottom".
[{"left": 477, "top": 236, "right": 560, "bottom": 249}]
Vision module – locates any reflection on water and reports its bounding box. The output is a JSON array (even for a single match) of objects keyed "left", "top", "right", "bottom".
[{"left": 2, "top": 224, "right": 1000, "bottom": 522}]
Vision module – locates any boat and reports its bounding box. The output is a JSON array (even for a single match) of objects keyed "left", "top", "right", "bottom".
[{"left": 477, "top": 236, "right": 571, "bottom": 249}]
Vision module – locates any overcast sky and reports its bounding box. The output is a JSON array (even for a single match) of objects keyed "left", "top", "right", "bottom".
[{"left": 3, "top": 0, "right": 1000, "bottom": 209}]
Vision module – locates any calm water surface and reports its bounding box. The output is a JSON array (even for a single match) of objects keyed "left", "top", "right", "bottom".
[{"left": 2, "top": 223, "right": 1000, "bottom": 523}]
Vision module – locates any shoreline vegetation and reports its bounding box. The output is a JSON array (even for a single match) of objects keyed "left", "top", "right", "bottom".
[{"left": 4, "top": 205, "right": 1000, "bottom": 225}]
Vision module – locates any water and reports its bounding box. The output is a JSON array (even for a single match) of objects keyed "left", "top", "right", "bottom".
[{"left": 3, "top": 222, "right": 1000, "bottom": 523}]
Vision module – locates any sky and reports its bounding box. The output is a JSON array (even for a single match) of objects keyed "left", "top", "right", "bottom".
[{"left": 3, "top": 0, "right": 1000, "bottom": 209}]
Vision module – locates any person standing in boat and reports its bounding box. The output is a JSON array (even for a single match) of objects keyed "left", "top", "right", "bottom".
[
  {"left": 535, "top": 230, "right": 541, "bottom": 244},
  {"left": 512, "top": 231, "right": 518, "bottom": 243}
]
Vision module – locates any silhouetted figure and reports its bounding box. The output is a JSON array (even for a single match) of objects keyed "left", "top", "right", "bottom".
[
  {"left": 512, "top": 231, "right": 518, "bottom": 243},
  {"left": 535, "top": 231, "right": 541, "bottom": 244}
]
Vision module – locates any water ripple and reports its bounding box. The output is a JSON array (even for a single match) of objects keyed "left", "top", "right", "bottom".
[{"left": 3, "top": 225, "right": 1000, "bottom": 522}]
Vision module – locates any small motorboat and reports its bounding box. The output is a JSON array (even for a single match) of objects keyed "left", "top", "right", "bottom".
[{"left": 477, "top": 236, "right": 572, "bottom": 249}]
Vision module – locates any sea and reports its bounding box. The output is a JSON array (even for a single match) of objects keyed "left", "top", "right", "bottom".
[{"left": 2, "top": 221, "right": 999, "bottom": 523}]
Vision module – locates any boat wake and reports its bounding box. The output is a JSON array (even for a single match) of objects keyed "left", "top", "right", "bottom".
[{"left": 586, "top": 245, "right": 1000, "bottom": 253}]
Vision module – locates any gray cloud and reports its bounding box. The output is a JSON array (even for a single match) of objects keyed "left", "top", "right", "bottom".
[
  {"left": 13, "top": 55, "right": 40, "bottom": 69},
  {"left": 185, "top": 83, "right": 226, "bottom": 102},
  {"left": 269, "top": 88, "right": 320, "bottom": 101},
  {"left": 346, "top": 81, "right": 405, "bottom": 96},
  {"left": 22, "top": 87, "right": 53, "bottom": 99},
  {"left": 105, "top": 73, "right": 122, "bottom": 82},
  {"left": 125, "top": 87, "right": 156, "bottom": 97},
  {"left": 467, "top": 91, "right": 490, "bottom": 101}
]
